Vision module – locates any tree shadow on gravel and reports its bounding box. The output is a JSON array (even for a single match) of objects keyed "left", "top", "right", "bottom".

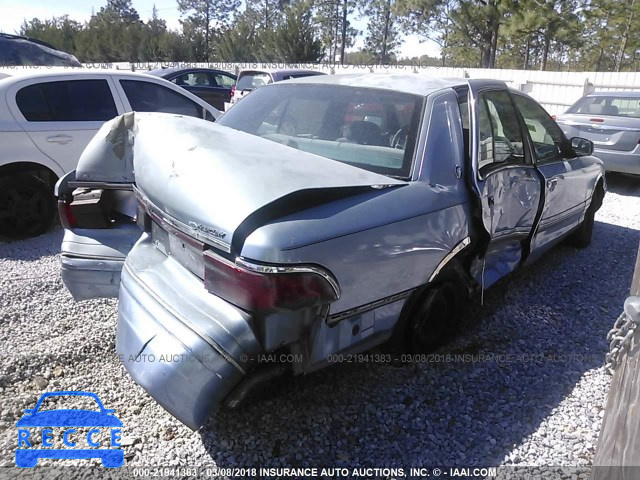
[
  {"left": 199, "top": 218, "right": 640, "bottom": 469},
  {"left": 0, "top": 227, "right": 63, "bottom": 261}
]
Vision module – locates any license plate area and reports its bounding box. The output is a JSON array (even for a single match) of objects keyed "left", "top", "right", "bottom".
[{"left": 151, "top": 221, "right": 205, "bottom": 279}]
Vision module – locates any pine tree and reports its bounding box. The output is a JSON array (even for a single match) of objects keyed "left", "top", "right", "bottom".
[
  {"left": 360, "top": 0, "right": 400, "bottom": 64},
  {"left": 177, "top": 0, "right": 240, "bottom": 60}
]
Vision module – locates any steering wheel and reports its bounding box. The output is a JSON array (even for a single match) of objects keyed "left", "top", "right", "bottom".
[{"left": 390, "top": 126, "right": 409, "bottom": 149}]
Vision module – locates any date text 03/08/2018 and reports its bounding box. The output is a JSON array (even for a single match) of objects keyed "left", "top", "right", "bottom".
[{"left": 130, "top": 467, "right": 499, "bottom": 478}]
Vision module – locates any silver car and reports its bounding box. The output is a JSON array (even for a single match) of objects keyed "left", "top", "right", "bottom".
[
  {"left": 556, "top": 91, "right": 640, "bottom": 175},
  {"left": 227, "top": 68, "right": 325, "bottom": 108},
  {"left": 56, "top": 74, "right": 605, "bottom": 430}
]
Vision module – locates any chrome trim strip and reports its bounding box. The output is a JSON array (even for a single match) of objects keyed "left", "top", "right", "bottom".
[
  {"left": 328, "top": 288, "right": 415, "bottom": 324},
  {"left": 134, "top": 187, "right": 231, "bottom": 253},
  {"left": 69, "top": 181, "right": 134, "bottom": 190},
  {"left": 235, "top": 257, "right": 341, "bottom": 299},
  {"left": 428, "top": 236, "right": 472, "bottom": 283}
]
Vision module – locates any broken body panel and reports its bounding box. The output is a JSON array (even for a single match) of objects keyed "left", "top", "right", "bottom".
[{"left": 57, "top": 75, "right": 605, "bottom": 429}]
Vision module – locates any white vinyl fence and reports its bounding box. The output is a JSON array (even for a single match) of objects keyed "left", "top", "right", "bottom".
[{"left": 94, "top": 61, "right": 640, "bottom": 115}]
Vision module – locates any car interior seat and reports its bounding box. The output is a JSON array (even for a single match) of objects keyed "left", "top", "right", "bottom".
[{"left": 340, "top": 120, "right": 383, "bottom": 145}]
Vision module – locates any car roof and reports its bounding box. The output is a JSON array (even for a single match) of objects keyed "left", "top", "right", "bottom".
[
  {"left": 586, "top": 91, "right": 640, "bottom": 98},
  {"left": 0, "top": 67, "right": 166, "bottom": 82},
  {"left": 272, "top": 73, "right": 488, "bottom": 97},
  {"left": 147, "top": 66, "right": 235, "bottom": 77},
  {"left": 239, "top": 68, "right": 323, "bottom": 76}
]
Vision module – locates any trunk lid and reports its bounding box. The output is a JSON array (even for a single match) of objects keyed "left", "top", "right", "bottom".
[
  {"left": 95, "top": 113, "right": 405, "bottom": 253},
  {"left": 556, "top": 113, "right": 640, "bottom": 152}
]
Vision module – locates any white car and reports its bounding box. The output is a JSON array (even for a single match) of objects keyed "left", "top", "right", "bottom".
[{"left": 0, "top": 68, "right": 220, "bottom": 238}]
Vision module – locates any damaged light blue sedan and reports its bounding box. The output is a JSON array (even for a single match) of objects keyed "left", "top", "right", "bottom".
[{"left": 56, "top": 74, "right": 605, "bottom": 429}]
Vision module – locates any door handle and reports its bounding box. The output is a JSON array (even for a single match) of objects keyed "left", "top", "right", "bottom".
[{"left": 46, "top": 134, "right": 73, "bottom": 145}]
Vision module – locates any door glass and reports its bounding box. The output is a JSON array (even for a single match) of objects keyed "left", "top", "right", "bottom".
[
  {"left": 213, "top": 74, "right": 235, "bottom": 88},
  {"left": 477, "top": 91, "right": 524, "bottom": 172},
  {"left": 120, "top": 80, "right": 203, "bottom": 118},
  {"left": 513, "top": 94, "right": 566, "bottom": 162},
  {"left": 16, "top": 80, "right": 117, "bottom": 122}
]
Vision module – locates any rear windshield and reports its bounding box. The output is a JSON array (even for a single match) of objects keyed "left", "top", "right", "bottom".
[
  {"left": 218, "top": 84, "right": 424, "bottom": 178},
  {"left": 236, "top": 71, "right": 272, "bottom": 90},
  {"left": 568, "top": 96, "right": 640, "bottom": 118}
]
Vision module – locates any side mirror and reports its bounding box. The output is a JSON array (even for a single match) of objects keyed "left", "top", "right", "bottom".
[{"left": 571, "top": 137, "right": 594, "bottom": 156}]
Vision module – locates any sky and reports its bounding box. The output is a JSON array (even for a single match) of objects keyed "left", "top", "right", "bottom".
[{"left": 0, "top": 0, "right": 440, "bottom": 59}]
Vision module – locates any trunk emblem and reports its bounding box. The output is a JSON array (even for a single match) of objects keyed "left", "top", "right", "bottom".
[{"left": 188, "top": 222, "right": 227, "bottom": 239}]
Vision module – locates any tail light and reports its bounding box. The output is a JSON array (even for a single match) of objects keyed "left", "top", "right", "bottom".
[
  {"left": 230, "top": 85, "right": 236, "bottom": 97},
  {"left": 58, "top": 198, "right": 77, "bottom": 229},
  {"left": 551, "top": 115, "right": 556, "bottom": 121},
  {"left": 590, "top": 118, "right": 604, "bottom": 123},
  {"left": 204, "top": 252, "right": 339, "bottom": 313}
]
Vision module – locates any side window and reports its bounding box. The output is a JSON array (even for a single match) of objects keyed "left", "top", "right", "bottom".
[
  {"left": 16, "top": 80, "right": 117, "bottom": 122},
  {"left": 512, "top": 94, "right": 566, "bottom": 162},
  {"left": 213, "top": 74, "right": 236, "bottom": 88},
  {"left": 477, "top": 91, "right": 524, "bottom": 172},
  {"left": 120, "top": 80, "right": 203, "bottom": 118}
]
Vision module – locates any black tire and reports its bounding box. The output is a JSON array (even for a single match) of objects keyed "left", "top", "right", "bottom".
[
  {"left": 0, "top": 174, "right": 54, "bottom": 239},
  {"left": 569, "top": 193, "right": 598, "bottom": 249},
  {"left": 389, "top": 276, "right": 464, "bottom": 354}
]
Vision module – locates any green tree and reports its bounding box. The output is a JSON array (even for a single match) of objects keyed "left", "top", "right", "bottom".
[
  {"left": 360, "top": 0, "right": 400, "bottom": 64},
  {"left": 19, "top": 16, "right": 82, "bottom": 54},
  {"left": 266, "top": 1, "right": 324, "bottom": 61},
  {"left": 177, "top": 0, "right": 240, "bottom": 60},
  {"left": 314, "top": 0, "right": 358, "bottom": 63},
  {"left": 217, "top": 14, "right": 259, "bottom": 61}
]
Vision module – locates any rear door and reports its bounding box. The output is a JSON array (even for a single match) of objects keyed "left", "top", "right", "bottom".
[
  {"left": 466, "top": 86, "right": 543, "bottom": 288},
  {"left": 114, "top": 76, "right": 218, "bottom": 121},
  {"left": 511, "top": 93, "right": 593, "bottom": 258},
  {"left": 7, "top": 76, "right": 125, "bottom": 174}
]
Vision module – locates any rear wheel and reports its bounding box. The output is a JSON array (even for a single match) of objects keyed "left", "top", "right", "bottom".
[
  {"left": 0, "top": 174, "right": 54, "bottom": 239},
  {"left": 389, "top": 276, "right": 464, "bottom": 354}
]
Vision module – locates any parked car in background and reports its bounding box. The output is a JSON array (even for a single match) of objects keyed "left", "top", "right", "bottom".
[
  {"left": 0, "top": 68, "right": 219, "bottom": 238},
  {"left": 227, "top": 68, "right": 325, "bottom": 109},
  {"left": 56, "top": 74, "right": 604, "bottom": 430},
  {"left": 556, "top": 91, "right": 640, "bottom": 175},
  {"left": 147, "top": 67, "right": 236, "bottom": 111},
  {"left": 0, "top": 33, "right": 82, "bottom": 67}
]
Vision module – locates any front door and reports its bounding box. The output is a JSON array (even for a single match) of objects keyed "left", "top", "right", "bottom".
[
  {"left": 511, "top": 93, "right": 593, "bottom": 259},
  {"left": 466, "top": 87, "right": 543, "bottom": 288}
]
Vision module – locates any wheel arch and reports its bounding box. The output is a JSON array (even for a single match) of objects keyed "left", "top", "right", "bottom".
[{"left": 0, "top": 162, "right": 60, "bottom": 190}]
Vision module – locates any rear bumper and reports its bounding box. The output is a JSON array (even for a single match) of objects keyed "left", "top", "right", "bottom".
[
  {"left": 116, "top": 235, "right": 261, "bottom": 430},
  {"left": 60, "top": 224, "right": 140, "bottom": 300},
  {"left": 61, "top": 255, "right": 124, "bottom": 300},
  {"left": 593, "top": 148, "right": 640, "bottom": 175}
]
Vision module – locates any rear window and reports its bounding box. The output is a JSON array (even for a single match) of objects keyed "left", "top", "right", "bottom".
[
  {"left": 568, "top": 96, "right": 640, "bottom": 118},
  {"left": 218, "top": 84, "right": 424, "bottom": 178},
  {"left": 16, "top": 79, "right": 117, "bottom": 121},
  {"left": 236, "top": 72, "right": 272, "bottom": 90}
]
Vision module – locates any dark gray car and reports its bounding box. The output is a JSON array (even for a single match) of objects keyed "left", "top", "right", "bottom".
[{"left": 147, "top": 67, "right": 236, "bottom": 111}]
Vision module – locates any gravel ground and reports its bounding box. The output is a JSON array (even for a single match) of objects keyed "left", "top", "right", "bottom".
[{"left": 0, "top": 174, "right": 639, "bottom": 478}]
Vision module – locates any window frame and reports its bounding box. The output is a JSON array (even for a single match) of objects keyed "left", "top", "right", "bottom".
[
  {"left": 15, "top": 78, "right": 119, "bottom": 123},
  {"left": 474, "top": 89, "right": 528, "bottom": 179},
  {"left": 118, "top": 79, "right": 206, "bottom": 119},
  {"left": 511, "top": 91, "right": 573, "bottom": 165}
]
